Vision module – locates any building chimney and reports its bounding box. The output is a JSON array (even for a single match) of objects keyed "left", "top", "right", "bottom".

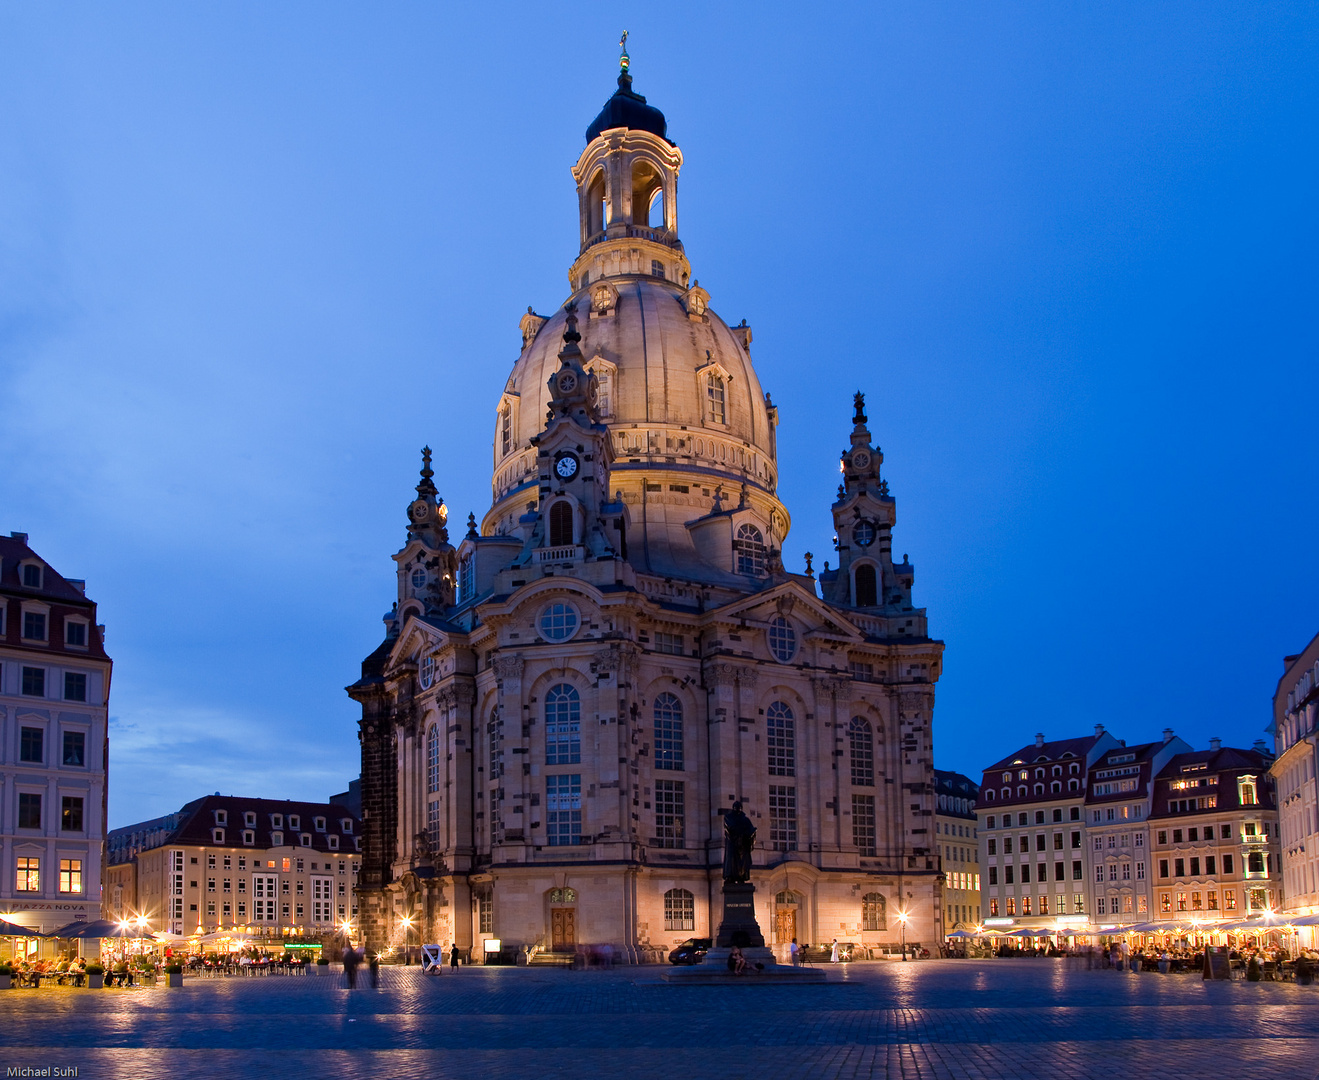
[
  {"left": 1035, "top": 733, "right": 1045, "bottom": 748},
  {"left": 1162, "top": 728, "right": 1174, "bottom": 744},
  {"left": 10, "top": 531, "right": 28, "bottom": 544},
  {"left": 1252, "top": 738, "right": 1270, "bottom": 754},
  {"left": 1209, "top": 737, "right": 1221, "bottom": 752},
  {"left": 1094, "top": 724, "right": 1105, "bottom": 737}
]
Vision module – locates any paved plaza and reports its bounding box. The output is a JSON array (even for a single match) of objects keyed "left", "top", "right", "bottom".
[{"left": 0, "top": 958, "right": 1314, "bottom": 1080}]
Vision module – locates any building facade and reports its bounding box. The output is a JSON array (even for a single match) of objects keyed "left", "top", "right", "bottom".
[
  {"left": 0, "top": 532, "right": 111, "bottom": 935},
  {"left": 105, "top": 796, "right": 360, "bottom": 938},
  {"left": 349, "top": 60, "right": 946, "bottom": 961},
  {"left": 978, "top": 729, "right": 1119, "bottom": 933},
  {"left": 1272, "top": 631, "right": 1319, "bottom": 917},
  {"left": 1082, "top": 733, "right": 1190, "bottom": 927},
  {"left": 933, "top": 769, "right": 980, "bottom": 932},
  {"left": 1148, "top": 744, "right": 1281, "bottom": 924}
]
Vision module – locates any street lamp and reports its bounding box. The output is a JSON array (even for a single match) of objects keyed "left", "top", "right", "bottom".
[{"left": 897, "top": 910, "right": 910, "bottom": 961}]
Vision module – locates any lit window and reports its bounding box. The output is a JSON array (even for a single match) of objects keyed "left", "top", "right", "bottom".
[
  {"left": 664, "top": 888, "right": 694, "bottom": 931},
  {"left": 16, "top": 857, "right": 39, "bottom": 891},
  {"left": 654, "top": 780, "right": 684, "bottom": 848},
  {"left": 59, "top": 859, "right": 82, "bottom": 894},
  {"left": 61, "top": 796, "right": 84, "bottom": 832},
  {"left": 852, "top": 794, "right": 876, "bottom": 855},
  {"left": 769, "top": 785, "right": 797, "bottom": 851}
]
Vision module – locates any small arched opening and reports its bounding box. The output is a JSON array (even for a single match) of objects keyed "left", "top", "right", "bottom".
[
  {"left": 548, "top": 501, "right": 574, "bottom": 547},
  {"left": 854, "top": 563, "right": 878, "bottom": 607}
]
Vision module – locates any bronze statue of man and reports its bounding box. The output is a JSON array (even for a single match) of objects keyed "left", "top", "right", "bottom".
[{"left": 722, "top": 802, "right": 756, "bottom": 883}]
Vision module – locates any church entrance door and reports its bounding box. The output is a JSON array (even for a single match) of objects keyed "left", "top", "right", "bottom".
[
  {"left": 775, "top": 908, "right": 796, "bottom": 946},
  {"left": 551, "top": 907, "right": 576, "bottom": 951}
]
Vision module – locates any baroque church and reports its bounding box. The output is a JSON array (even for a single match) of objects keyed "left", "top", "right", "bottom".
[{"left": 348, "top": 56, "right": 945, "bottom": 961}]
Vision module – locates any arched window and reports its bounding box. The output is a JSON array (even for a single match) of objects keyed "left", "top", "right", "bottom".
[
  {"left": 706, "top": 373, "right": 726, "bottom": 424},
  {"left": 767, "top": 616, "right": 796, "bottom": 663},
  {"left": 767, "top": 701, "right": 795, "bottom": 777},
  {"left": 427, "top": 723, "right": 441, "bottom": 794},
  {"left": 647, "top": 188, "right": 665, "bottom": 230},
  {"left": 653, "top": 693, "right": 684, "bottom": 771},
  {"left": 548, "top": 501, "right": 574, "bottom": 547},
  {"left": 545, "top": 684, "right": 581, "bottom": 765},
  {"left": 594, "top": 369, "right": 612, "bottom": 417},
  {"left": 854, "top": 564, "right": 878, "bottom": 607},
  {"left": 735, "top": 524, "right": 765, "bottom": 576},
  {"left": 862, "top": 892, "right": 886, "bottom": 931},
  {"left": 500, "top": 405, "right": 512, "bottom": 456},
  {"left": 664, "top": 887, "right": 694, "bottom": 931},
  {"left": 488, "top": 709, "right": 503, "bottom": 781},
  {"left": 1051, "top": 781, "right": 1061, "bottom": 793},
  {"left": 460, "top": 555, "right": 475, "bottom": 601},
  {"left": 849, "top": 717, "right": 874, "bottom": 786},
  {"left": 586, "top": 168, "right": 606, "bottom": 236}
]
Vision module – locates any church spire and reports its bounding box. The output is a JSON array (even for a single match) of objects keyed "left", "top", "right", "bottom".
[{"left": 416, "top": 445, "right": 438, "bottom": 498}]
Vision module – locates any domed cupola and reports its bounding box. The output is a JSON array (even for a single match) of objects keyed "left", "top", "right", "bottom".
[{"left": 585, "top": 70, "right": 669, "bottom": 144}]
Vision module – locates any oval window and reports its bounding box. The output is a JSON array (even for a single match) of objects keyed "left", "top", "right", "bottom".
[
  {"left": 411, "top": 569, "right": 426, "bottom": 589},
  {"left": 539, "top": 602, "right": 579, "bottom": 642}
]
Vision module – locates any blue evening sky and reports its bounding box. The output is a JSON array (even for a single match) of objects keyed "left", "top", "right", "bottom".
[{"left": 1, "top": 4, "right": 1314, "bottom": 827}]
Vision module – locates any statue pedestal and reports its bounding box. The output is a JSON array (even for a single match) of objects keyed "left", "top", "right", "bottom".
[
  {"left": 662, "top": 881, "right": 825, "bottom": 983},
  {"left": 714, "top": 882, "right": 764, "bottom": 949}
]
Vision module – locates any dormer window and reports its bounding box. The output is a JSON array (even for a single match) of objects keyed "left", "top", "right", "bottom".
[
  {"left": 1238, "top": 776, "right": 1258, "bottom": 807},
  {"left": 212, "top": 828, "right": 225, "bottom": 843},
  {"left": 65, "top": 621, "right": 88, "bottom": 647},
  {"left": 288, "top": 815, "right": 300, "bottom": 830},
  {"left": 314, "top": 817, "right": 326, "bottom": 832},
  {"left": 271, "top": 814, "right": 283, "bottom": 828},
  {"left": 734, "top": 524, "right": 765, "bottom": 576},
  {"left": 22, "top": 563, "right": 42, "bottom": 589},
  {"left": 328, "top": 835, "right": 339, "bottom": 850},
  {"left": 242, "top": 830, "right": 255, "bottom": 845},
  {"left": 215, "top": 810, "right": 228, "bottom": 826},
  {"left": 341, "top": 819, "right": 353, "bottom": 834},
  {"left": 22, "top": 611, "right": 47, "bottom": 642},
  {"left": 300, "top": 834, "right": 312, "bottom": 847},
  {"left": 705, "top": 372, "right": 726, "bottom": 424},
  {"left": 271, "top": 831, "right": 283, "bottom": 847},
  {"left": 243, "top": 811, "right": 256, "bottom": 828}
]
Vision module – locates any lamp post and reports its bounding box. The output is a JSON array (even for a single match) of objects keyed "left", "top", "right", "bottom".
[{"left": 898, "top": 910, "right": 909, "bottom": 961}]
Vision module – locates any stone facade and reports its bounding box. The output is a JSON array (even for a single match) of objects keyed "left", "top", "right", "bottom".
[
  {"left": 933, "top": 769, "right": 980, "bottom": 933},
  {"left": 1272, "top": 630, "right": 1319, "bottom": 921},
  {"left": 348, "top": 63, "right": 945, "bottom": 961}
]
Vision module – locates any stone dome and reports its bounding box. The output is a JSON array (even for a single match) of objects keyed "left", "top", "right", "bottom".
[{"left": 489, "top": 276, "right": 777, "bottom": 520}]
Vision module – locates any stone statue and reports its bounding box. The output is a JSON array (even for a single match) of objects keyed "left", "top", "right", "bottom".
[{"left": 722, "top": 802, "right": 756, "bottom": 883}]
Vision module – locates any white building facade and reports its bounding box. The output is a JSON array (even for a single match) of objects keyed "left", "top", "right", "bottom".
[
  {"left": 0, "top": 532, "right": 111, "bottom": 937},
  {"left": 1273, "top": 631, "right": 1319, "bottom": 919}
]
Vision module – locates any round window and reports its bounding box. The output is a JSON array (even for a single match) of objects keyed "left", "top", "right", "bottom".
[
  {"left": 539, "top": 602, "right": 580, "bottom": 642},
  {"left": 411, "top": 569, "right": 426, "bottom": 589},
  {"left": 768, "top": 616, "right": 796, "bottom": 663}
]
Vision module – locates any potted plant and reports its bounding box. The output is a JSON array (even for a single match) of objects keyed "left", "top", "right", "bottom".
[
  {"left": 315, "top": 956, "right": 330, "bottom": 975},
  {"left": 165, "top": 962, "right": 183, "bottom": 988},
  {"left": 0, "top": 963, "right": 12, "bottom": 990},
  {"left": 84, "top": 962, "right": 104, "bottom": 989}
]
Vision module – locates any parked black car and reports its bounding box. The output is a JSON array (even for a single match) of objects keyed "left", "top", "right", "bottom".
[{"left": 668, "top": 938, "right": 711, "bottom": 965}]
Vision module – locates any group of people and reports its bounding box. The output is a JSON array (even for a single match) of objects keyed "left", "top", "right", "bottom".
[{"left": 6, "top": 955, "right": 90, "bottom": 987}]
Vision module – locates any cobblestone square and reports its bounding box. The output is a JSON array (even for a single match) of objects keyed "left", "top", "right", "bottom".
[{"left": 0, "top": 958, "right": 1314, "bottom": 1080}]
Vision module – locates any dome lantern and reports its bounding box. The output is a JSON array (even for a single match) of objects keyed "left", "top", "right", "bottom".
[{"left": 571, "top": 58, "right": 688, "bottom": 292}]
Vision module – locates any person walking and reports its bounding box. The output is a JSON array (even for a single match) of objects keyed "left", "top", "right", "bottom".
[
  {"left": 342, "top": 945, "right": 360, "bottom": 989},
  {"left": 368, "top": 952, "right": 380, "bottom": 989},
  {"left": 449, "top": 943, "right": 460, "bottom": 970}
]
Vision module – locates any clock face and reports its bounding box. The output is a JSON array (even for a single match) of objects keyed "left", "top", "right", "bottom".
[
  {"left": 557, "top": 371, "right": 578, "bottom": 394},
  {"left": 852, "top": 450, "right": 871, "bottom": 470},
  {"left": 555, "top": 454, "right": 579, "bottom": 480},
  {"left": 852, "top": 520, "right": 876, "bottom": 548},
  {"left": 409, "top": 501, "right": 428, "bottom": 521}
]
